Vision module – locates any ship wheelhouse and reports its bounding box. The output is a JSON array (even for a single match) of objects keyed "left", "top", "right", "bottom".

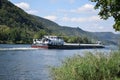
[
  {"left": 44, "top": 36, "right": 64, "bottom": 45},
  {"left": 33, "top": 36, "right": 64, "bottom": 46}
]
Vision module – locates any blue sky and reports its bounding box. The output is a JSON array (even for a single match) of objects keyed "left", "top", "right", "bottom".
[{"left": 10, "top": 0, "right": 117, "bottom": 33}]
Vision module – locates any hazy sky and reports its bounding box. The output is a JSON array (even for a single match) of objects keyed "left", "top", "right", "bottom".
[{"left": 10, "top": 0, "right": 117, "bottom": 33}]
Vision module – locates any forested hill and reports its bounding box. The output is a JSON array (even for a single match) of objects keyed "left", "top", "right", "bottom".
[
  {"left": 0, "top": 0, "right": 45, "bottom": 30},
  {"left": 0, "top": 0, "right": 119, "bottom": 45},
  {"left": 0, "top": 0, "right": 90, "bottom": 44},
  {"left": 0, "top": 0, "right": 46, "bottom": 43}
]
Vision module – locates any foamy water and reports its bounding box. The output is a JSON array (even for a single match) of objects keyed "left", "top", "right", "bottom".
[{"left": 0, "top": 47, "right": 39, "bottom": 51}]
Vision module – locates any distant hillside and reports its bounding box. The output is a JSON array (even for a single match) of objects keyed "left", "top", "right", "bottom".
[
  {"left": 32, "top": 15, "right": 89, "bottom": 36},
  {"left": 92, "top": 32, "right": 120, "bottom": 45},
  {"left": 0, "top": 0, "right": 119, "bottom": 45}
]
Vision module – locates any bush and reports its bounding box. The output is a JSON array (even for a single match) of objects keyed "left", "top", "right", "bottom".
[{"left": 50, "top": 51, "right": 120, "bottom": 80}]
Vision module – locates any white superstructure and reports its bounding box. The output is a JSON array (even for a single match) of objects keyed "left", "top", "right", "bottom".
[{"left": 33, "top": 36, "right": 64, "bottom": 45}]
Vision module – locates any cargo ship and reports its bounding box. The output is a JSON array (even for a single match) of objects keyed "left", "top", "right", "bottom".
[{"left": 31, "top": 36, "right": 104, "bottom": 49}]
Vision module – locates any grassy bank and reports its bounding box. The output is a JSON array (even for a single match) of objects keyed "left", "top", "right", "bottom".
[{"left": 50, "top": 50, "right": 120, "bottom": 80}]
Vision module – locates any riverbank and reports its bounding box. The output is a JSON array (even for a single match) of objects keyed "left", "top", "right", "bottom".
[{"left": 50, "top": 50, "right": 120, "bottom": 80}]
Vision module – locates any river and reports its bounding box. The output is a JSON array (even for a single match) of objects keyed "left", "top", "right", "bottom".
[{"left": 0, "top": 44, "right": 118, "bottom": 80}]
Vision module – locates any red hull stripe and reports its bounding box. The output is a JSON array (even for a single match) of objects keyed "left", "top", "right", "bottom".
[{"left": 31, "top": 45, "right": 48, "bottom": 49}]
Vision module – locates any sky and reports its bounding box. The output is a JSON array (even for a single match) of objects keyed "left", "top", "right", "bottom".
[{"left": 10, "top": 0, "right": 118, "bottom": 33}]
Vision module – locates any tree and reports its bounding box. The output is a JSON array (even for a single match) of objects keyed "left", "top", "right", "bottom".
[
  {"left": 90, "top": 0, "right": 120, "bottom": 31},
  {"left": 9, "top": 28, "right": 21, "bottom": 43},
  {"left": 34, "top": 30, "right": 47, "bottom": 39}
]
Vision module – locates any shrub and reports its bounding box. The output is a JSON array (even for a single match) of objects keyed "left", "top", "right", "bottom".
[{"left": 50, "top": 51, "right": 120, "bottom": 80}]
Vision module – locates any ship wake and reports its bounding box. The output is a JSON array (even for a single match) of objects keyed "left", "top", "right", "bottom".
[{"left": 0, "top": 47, "right": 39, "bottom": 51}]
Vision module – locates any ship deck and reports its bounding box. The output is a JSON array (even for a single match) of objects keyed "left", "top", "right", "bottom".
[{"left": 31, "top": 43, "right": 104, "bottom": 49}]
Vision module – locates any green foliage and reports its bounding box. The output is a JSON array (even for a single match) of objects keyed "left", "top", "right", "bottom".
[
  {"left": 90, "top": 0, "right": 120, "bottom": 31},
  {"left": 0, "top": 25, "right": 10, "bottom": 42},
  {"left": 0, "top": 0, "right": 44, "bottom": 31},
  {"left": 34, "top": 30, "right": 47, "bottom": 39},
  {"left": 9, "top": 28, "right": 21, "bottom": 43},
  {"left": 0, "top": 0, "right": 45, "bottom": 43},
  {"left": 50, "top": 51, "right": 120, "bottom": 80},
  {"left": 0, "top": 25, "right": 33, "bottom": 43},
  {"left": 62, "top": 36, "right": 92, "bottom": 44}
]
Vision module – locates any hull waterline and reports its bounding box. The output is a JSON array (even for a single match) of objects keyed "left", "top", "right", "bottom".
[{"left": 31, "top": 44, "right": 104, "bottom": 49}]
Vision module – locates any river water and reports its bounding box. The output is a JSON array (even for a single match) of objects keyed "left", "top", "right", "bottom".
[{"left": 0, "top": 44, "right": 118, "bottom": 80}]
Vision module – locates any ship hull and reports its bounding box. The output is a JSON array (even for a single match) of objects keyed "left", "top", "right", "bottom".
[{"left": 31, "top": 44, "right": 104, "bottom": 49}]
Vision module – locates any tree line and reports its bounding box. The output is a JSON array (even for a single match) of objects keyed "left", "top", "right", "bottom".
[{"left": 0, "top": 25, "right": 93, "bottom": 44}]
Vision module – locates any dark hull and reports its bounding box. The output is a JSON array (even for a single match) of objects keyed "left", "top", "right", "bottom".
[{"left": 31, "top": 44, "right": 104, "bottom": 49}]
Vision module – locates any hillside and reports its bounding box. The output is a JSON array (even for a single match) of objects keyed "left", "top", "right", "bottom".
[
  {"left": 32, "top": 15, "right": 89, "bottom": 36},
  {"left": 0, "top": 0, "right": 119, "bottom": 45},
  {"left": 93, "top": 32, "right": 120, "bottom": 45},
  {"left": 0, "top": 0, "right": 45, "bottom": 30},
  {"left": 0, "top": 0, "right": 46, "bottom": 43}
]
